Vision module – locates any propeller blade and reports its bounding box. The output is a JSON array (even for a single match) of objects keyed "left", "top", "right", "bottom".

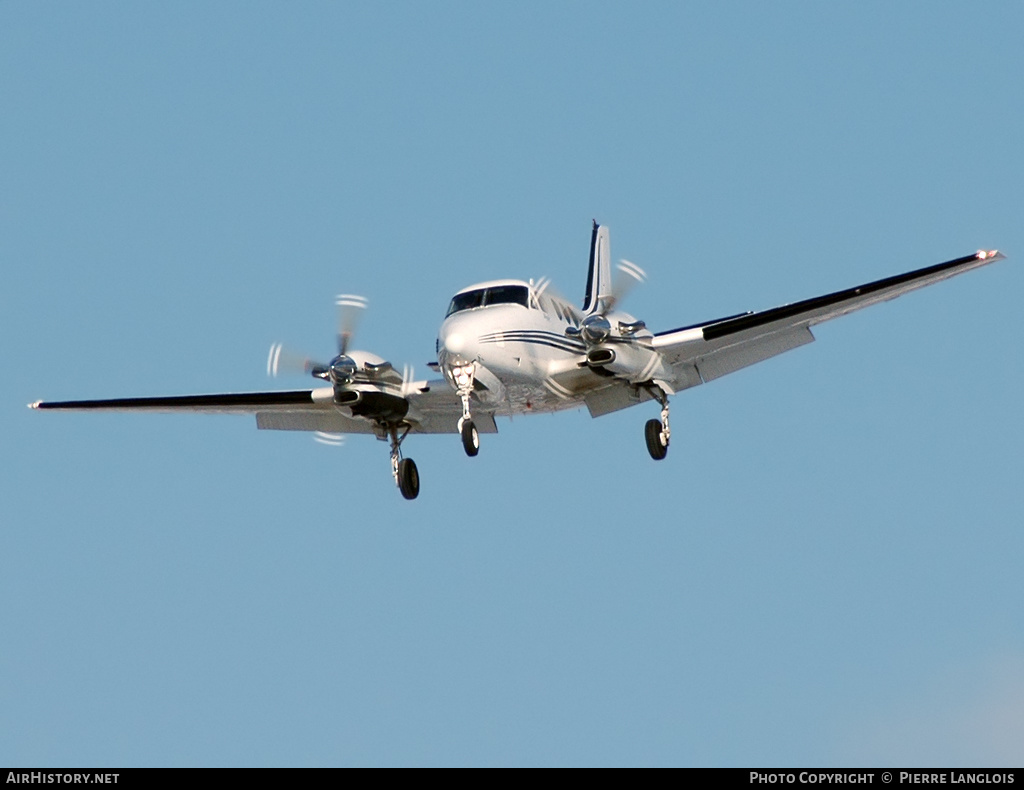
[
  {"left": 531, "top": 277, "right": 582, "bottom": 323},
  {"left": 267, "top": 343, "right": 329, "bottom": 379},
  {"left": 532, "top": 276, "right": 569, "bottom": 303},
  {"left": 541, "top": 375, "right": 574, "bottom": 401},
  {"left": 602, "top": 259, "right": 647, "bottom": 314},
  {"left": 335, "top": 294, "right": 368, "bottom": 354},
  {"left": 617, "top": 259, "right": 647, "bottom": 288},
  {"left": 400, "top": 363, "right": 417, "bottom": 397},
  {"left": 313, "top": 431, "right": 346, "bottom": 447}
]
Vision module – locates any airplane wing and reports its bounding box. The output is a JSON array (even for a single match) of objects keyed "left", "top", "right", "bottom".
[
  {"left": 30, "top": 382, "right": 498, "bottom": 435},
  {"left": 651, "top": 249, "right": 1006, "bottom": 389},
  {"left": 254, "top": 382, "right": 497, "bottom": 434}
]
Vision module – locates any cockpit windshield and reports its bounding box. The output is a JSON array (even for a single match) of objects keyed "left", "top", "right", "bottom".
[{"left": 446, "top": 285, "right": 529, "bottom": 317}]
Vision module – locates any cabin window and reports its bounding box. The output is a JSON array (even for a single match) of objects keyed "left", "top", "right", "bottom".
[{"left": 446, "top": 285, "right": 529, "bottom": 317}]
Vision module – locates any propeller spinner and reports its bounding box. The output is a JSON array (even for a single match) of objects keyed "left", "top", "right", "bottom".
[
  {"left": 267, "top": 293, "right": 369, "bottom": 385},
  {"left": 568, "top": 259, "right": 648, "bottom": 346}
]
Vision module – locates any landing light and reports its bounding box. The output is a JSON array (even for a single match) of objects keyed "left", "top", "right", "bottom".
[{"left": 451, "top": 363, "right": 474, "bottom": 388}]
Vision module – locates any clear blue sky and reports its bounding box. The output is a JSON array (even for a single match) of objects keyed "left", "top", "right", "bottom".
[{"left": 3, "top": 1, "right": 1023, "bottom": 767}]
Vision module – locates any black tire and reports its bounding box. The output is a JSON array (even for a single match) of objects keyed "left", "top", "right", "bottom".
[
  {"left": 398, "top": 457, "right": 420, "bottom": 500},
  {"left": 645, "top": 419, "right": 668, "bottom": 461},
  {"left": 461, "top": 420, "right": 480, "bottom": 457}
]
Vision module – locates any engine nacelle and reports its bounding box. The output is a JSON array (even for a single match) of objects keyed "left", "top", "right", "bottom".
[
  {"left": 587, "top": 342, "right": 673, "bottom": 384},
  {"left": 334, "top": 387, "right": 409, "bottom": 421}
]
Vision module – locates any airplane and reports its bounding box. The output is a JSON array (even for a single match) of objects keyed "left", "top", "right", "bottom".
[{"left": 31, "top": 222, "right": 1007, "bottom": 500}]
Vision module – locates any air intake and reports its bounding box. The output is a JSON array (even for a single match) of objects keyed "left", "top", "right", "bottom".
[{"left": 586, "top": 348, "right": 616, "bottom": 366}]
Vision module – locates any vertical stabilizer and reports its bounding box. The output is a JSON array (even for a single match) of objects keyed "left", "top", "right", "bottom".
[{"left": 582, "top": 221, "right": 612, "bottom": 315}]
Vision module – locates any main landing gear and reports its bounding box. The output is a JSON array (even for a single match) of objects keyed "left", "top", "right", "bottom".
[
  {"left": 644, "top": 388, "right": 671, "bottom": 461},
  {"left": 460, "top": 418, "right": 479, "bottom": 457},
  {"left": 451, "top": 361, "right": 480, "bottom": 458},
  {"left": 397, "top": 457, "right": 419, "bottom": 500},
  {"left": 387, "top": 423, "right": 419, "bottom": 499}
]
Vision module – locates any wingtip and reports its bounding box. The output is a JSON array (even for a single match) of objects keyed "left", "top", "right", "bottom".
[
  {"left": 28, "top": 400, "right": 42, "bottom": 410},
  {"left": 976, "top": 249, "right": 1006, "bottom": 262}
]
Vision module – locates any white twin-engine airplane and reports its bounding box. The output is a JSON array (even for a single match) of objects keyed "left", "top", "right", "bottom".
[{"left": 32, "top": 223, "right": 1007, "bottom": 500}]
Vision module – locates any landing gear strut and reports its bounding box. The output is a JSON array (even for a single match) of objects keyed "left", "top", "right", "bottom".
[
  {"left": 387, "top": 423, "right": 419, "bottom": 499},
  {"left": 644, "top": 387, "right": 671, "bottom": 461},
  {"left": 451, "top": 362, "right": 479, "bottom": 457}
]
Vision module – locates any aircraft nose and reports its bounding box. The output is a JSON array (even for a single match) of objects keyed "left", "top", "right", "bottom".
[{"left": 437, "top": 314, "right": 479, "bottom": 363}]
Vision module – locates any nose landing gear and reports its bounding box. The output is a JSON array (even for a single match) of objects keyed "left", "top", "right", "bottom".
[{"left": 451, "top": 362, "right": 480, "bottom": 457}]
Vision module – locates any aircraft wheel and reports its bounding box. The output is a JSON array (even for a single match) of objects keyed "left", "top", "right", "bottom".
[
  {"left": 398, "top": 458, "right": 420, "bottom": 500},
  {"left": 645, "top": 419, "right": 668, "bottom": 461},
  {"left": 461, "top": 420, "right": 480, "bottom": 457}
]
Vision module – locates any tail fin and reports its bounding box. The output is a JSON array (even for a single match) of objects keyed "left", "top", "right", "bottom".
[{"left": 582, "top": 221, "right": 612, "bottom": 315}]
